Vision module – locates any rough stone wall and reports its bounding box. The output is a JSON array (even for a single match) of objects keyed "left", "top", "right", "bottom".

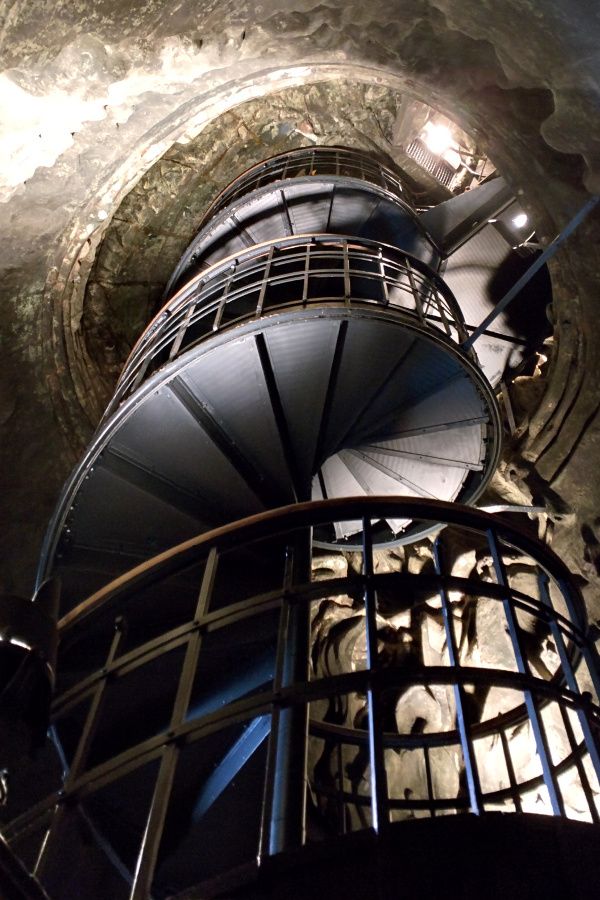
[{"left": 309, "top": 539, "right": 597, "bottom": 827}]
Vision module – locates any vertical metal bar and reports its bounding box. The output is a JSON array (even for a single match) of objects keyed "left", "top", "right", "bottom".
[
  {"left": 35, "top": 617, "right": 127, "bottom": 879},
  {"left": 499, "top": 728, "right": 523, "bottom": 813},
  {"left": 213, "top": 267, "right": 234, "bottom": 331},
  {"left": 538, "top": 573, "right": 600, "bottom": 787},
  {"left": 258, "top": 584, "right": 289, "bottom": 861},
  {"left": 168, "top": 303, "right": 195, "bottom": 361},
  {"left": 362, "top": 517, "right": 389, "bottom": 832},
  {"left": 280, "top": 190, "right": 293, "bottom": 237},
  {"left": 130, "top": 549, "right": 219, "bottom": 899},
  {"left": 343, "top": 240, "right": 351, "bottom": 303},
  {"left": 378, "top": 248, "right": 389, "bottom": 306},
  {"left": 405, "top": 258, "right": 425, "bottom": 321},
  {"left": 256, "top": 245, "right": 275, "bottom": 318},
  {"left": 130, "top": 744, "right": 178, "bottom": 900},
  {"left": 435, "top": 289, "right": 452, "bottom": 337},
  {"left": 130, "top": 354, "right": 151, "bottom": 394},
  {"left": 556, "top": 576, "right": 600, "bottom": 704},
  {"left": 302, "top": 242, "right": 311, "bottom": 306},
  {"left": 71, "top": 617, "right": 127, "bottom": 776},
  {"left": 325, "top": 187, "right": 336, "bottom": 234},
  {"left": 433, "top": 538, "right": 484, "bottom": 815},
  {"left": 267, "top": 528, "right": 311, "bottom": 855},
  {"left": 558, "top": 703, "right": 600, "bottom": 824},
  {"left": 423, "top": 745, "right": 435, "bottom": 817},
  {"left": 487, "top": 529, "right": 565, "bottom": 816}
]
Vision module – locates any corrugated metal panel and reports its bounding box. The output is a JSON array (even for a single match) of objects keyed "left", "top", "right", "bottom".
[
  {"left": 370, "top": 424, "right": 483, "bottom": 469},
  {"left": 286, "top": 188, "right": 334, "bottom": 234},
  {"left": 111, "top": 385, "right": 264, "bottom": 519},
  {"left": 359, "top": 446, "right": 465, "bottom": 503},
  {"left": 264, "top": 319, "right": 340, "bottom": 487},
  {"left": 319, "top": 318, "right": 417, "bottom": 458},
  {"left": 339, "top": 449, "right": 414, "bottom": 533},
  {"left": 64, "top": 464, "right": 207, "bottom": 558},
  {"left": 349, "top": 339, "right": 465, "bottom": 446},
  {"left": 181, "top": 336, "right": 294, "bottom": 502},
  {"left": 383, "top": 375, "right": 488, "bottom": 436}
]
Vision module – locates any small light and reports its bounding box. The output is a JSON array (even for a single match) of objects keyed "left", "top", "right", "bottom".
[
  {"left": 422, "top": 122, "right": 453, "bottom": 156},
  {"left": 9, "top": 638, "right": 31, "bottom": 651},
  {"left": 512, "top": 212, "right": 528, "bottom": 229}
]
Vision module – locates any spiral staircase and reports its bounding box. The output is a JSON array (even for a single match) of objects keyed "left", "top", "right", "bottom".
[
  {"left": 39, "top": 147, "right": 511, "bottom": 607},
  {"left": 3, "top": 147, "right": 600, "bottom": 900}
]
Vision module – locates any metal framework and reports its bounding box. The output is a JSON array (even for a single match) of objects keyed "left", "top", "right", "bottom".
[
  {"left": 199, "top": 147, "right": 408, "bottom": 224},
  {"left": 6, "top": 144, "right": 586, "bottom": 900},
  {"left": 112, "top": 236, "right": 470, "bottom": 414},
  {"left": 6, "top": 499, "right": 600, "bottom": 898}
]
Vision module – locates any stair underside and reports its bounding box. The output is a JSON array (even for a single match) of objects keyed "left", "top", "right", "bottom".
[{"left": 43, "top": 306, "right": 500, "bottom": 613}]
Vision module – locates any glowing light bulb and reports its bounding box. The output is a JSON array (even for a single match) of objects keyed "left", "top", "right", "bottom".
[
  {"left": 512, "top": 212, "right": 528, "bottom": 228},
  {"left": 422, "top": 122, "right": 453, "bottom": 156}
]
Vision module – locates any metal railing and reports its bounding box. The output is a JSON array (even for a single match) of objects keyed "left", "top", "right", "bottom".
[
  {"left": 5, "top": 498, "right": 600, "bottom": 899},
  {"left": 200, "top": 147, "right": 407, "bottom": 224},
  {"left": 109, "top": 236, "right": 470, "bottom": 416}
]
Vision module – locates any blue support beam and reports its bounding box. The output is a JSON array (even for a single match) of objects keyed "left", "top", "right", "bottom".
[
  {"left": 192, "top": 715, "right": 271, "bottom": 822},
  {"left": 463, "top": 196, "right": 599, "bottom": 350}
]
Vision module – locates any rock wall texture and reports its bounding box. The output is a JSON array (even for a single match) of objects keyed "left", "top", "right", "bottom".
[
  {"left": 309, "top": 539, "right": 597, "bottom": 827},
  {"left": 0, "top": 0, "right": 599, "bottom": 628}
]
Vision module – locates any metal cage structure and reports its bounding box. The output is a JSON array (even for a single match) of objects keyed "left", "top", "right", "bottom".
[
  {"left": 4, "top": 499, "right": 600, "bottom": 899},
  {"left": 197, "top": 147, "right": 409, "bottom": 224},
  {"left": 3, "top": 146, "right": 597, "bottom": 900}
]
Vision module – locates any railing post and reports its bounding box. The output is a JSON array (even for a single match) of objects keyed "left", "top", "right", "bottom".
[
  {"left": 266, "top": 527, "right": 312, "bottom": 855},
  {"left": 433, "top": 537, "right": 484, "bottom": 815},
  {"left": 130, "top": 548, "right": 219, "bottom": 899},
  {"left": 487, "top": 529, "right": 565, "bottom": 816},
  {"left": 362, "top": 517, "right": 389, "bottom": 832},
  {"left": 538, "top": 572, "right": 600, "bottom": 796},
  {"left": 35, "top": 615, "right": 127, "bottom": 882}
]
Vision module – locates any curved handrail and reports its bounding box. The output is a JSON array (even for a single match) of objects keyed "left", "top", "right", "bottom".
[
  {"left": 199, "top": 146, "right": 408, "bottom": 224},
  {"left": 110, "top": 234, "right": 470, "bottom": 414},
  {"left": 15, "top": 497, "right": 600, "bottom": 882},
  {"left": 56, "top": 496, "right": 585, "bottom": 633}
]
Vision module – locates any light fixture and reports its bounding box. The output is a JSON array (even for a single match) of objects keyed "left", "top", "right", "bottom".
[
  {"left": 512, "top": 212, "right": 528, "bottom": 228},
  {"left": 422, "top": 121, "right": 453, "bottom": 156}
]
